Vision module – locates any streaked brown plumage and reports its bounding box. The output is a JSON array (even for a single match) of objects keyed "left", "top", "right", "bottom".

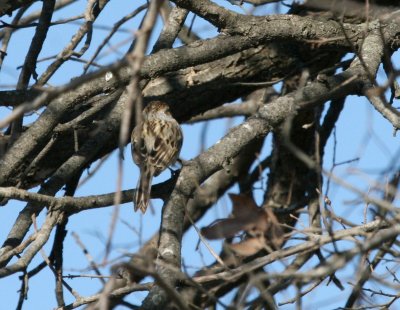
[{"left": 131, "top": 101, "right": 183, "bottom": 213}]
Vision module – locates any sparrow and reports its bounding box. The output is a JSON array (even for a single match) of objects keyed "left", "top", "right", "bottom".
[{"left": 131, "top": 101, "right": 183, "bottom": 213}]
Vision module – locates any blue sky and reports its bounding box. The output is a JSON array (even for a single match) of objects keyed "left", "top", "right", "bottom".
[{"left": 1, "top": 1, "right": 400, "bottom": 309}]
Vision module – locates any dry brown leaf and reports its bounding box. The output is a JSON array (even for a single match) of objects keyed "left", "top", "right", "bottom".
[
  {"left": 230, "top": 193, "right": 259, "bottom": 218},
  {"left": 228, "top": 237, "right": 265, "bottom": 256},
  {"left": 264, "top": 208, "right": 284, "bottom": 248},
  {"left": 201, "top": 193, "right": 285, "bottom": 256},
  {"left": 201, "top": 218, "right": 246, "bottom": 240}
]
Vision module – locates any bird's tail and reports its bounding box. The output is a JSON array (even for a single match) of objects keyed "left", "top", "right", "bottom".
[{"left": 134, "top": 166, "right": 153, "bottom": 213}]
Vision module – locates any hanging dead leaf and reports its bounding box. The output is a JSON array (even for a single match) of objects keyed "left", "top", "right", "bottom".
[
  {"left": 230, "top": 193, "right": 259, "bottom": 218},
  {"left": 201, "top": 193, "right": 285, "bottom": 256},
  {"left": 263, "top": 208, "right": 284, "bottom": 248},
  {"left": 201, "top": 218, "right": 247, "bottom": 240},
  {"left": 229, "top": 237, "right": 265, "bottom": 256}
]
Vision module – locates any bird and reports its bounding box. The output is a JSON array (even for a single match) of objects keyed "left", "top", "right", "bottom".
[{"left": 131, "top": 101, "right": 183, "bottom": 213}]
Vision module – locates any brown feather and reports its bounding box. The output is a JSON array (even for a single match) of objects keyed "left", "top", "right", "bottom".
[{"left": 131, "top": 101, "right": 183, "bottom": 213}]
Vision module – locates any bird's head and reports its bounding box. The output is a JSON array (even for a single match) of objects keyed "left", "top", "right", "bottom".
[{"left": 143, "top": 101, "right": 170, "bottom": 115}]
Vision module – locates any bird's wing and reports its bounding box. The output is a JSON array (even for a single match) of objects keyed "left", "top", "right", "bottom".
[
  {"left": 144, "top": 119, "right": 182, "bottom": 176},
  {"left": 131, "top": 124, "right": 147, "bottom": 166}
]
